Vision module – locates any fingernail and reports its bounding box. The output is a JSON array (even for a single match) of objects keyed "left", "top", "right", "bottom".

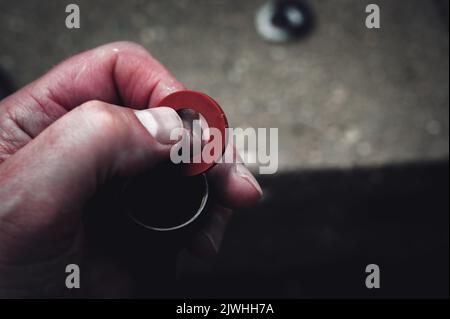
[
  {"left": 236, "top": 164, "right": 263, "bottom": 196},
  {"left": 135, "top": 107, "right": 183, "bottom": 145}
]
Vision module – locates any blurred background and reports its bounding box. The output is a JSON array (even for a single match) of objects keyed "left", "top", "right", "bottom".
[{"left": 0, "top": 0, "right": 448, "bottom": 298}]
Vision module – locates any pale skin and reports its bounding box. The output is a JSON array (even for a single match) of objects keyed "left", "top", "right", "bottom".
[{"left": 0, "top": 42, "right": 262, "bottom": 297}]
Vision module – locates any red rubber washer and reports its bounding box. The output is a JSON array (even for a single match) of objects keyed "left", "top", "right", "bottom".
[{"left": 156, "top": 90, "right": 228, "bottom": 176}]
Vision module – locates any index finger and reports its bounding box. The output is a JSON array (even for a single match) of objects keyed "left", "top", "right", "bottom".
[{"left": 0, "top": 41, "right": 184, "bottom": 156}]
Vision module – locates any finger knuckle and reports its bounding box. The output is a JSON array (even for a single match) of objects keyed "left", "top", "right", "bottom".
[{"left": 78, "top": 100, "right": 122, "bottom": 133}]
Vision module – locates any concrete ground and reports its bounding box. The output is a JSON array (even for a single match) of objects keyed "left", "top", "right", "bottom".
[
  {"left": 0, "top": 0, "right": 448, "bottom": 171},
  {"left": 0, "top": 0, "right": 448, "bottom": 297}
]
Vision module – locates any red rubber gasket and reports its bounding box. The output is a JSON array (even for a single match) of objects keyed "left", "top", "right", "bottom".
[{"left": 156, "top": 90, "right": 228, "bottom": 176}]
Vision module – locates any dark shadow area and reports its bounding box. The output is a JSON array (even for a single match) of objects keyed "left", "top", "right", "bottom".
[
  {"left": 0, "top": 68, "right": 14, "bottom": 101},
  {"left": 177, "top": 160, "right": 449, "bottom": 298},
  {"left": 434, "top": 0, "right": 449, "bottom": 27}
]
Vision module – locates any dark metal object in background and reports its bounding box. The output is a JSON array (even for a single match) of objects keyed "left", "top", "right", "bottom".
[{"left": 255, "top": 0, "right": 315, "bottom": 42}]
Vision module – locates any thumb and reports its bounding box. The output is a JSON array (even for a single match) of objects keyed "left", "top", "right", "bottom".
[{"left": 0, "top": 100, "right": 182, "bottom": 262}]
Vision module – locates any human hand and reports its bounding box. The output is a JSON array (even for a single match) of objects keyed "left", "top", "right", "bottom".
[{"left": 0, "top": 42, "right": 262, "bottom": 297}]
